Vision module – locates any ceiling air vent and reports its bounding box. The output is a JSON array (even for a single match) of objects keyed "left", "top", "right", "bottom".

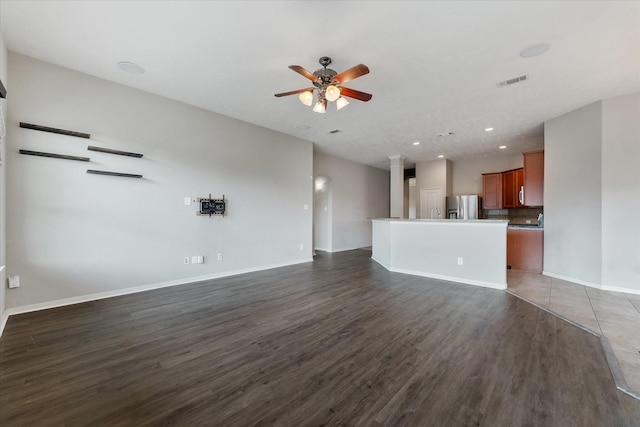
[
  {"left": 497, "top": 74, "right": 528, "bottom": 88},
  {"left": 329, "top": 129, "right": 341, "bottom": 134},
  {"left": 437, "top": 131, "right": 454, "bottom": 137}
]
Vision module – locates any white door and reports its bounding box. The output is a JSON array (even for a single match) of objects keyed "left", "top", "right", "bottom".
[{"left": 420, "top": 188, "right": 442, "bottom": 219}]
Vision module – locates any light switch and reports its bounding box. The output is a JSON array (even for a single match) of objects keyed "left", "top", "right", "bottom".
[
  {"left": 8, "top": 275, "right": 20, "bottom": 288},
  {"left": 184, "top": 197, "right": 191, "bottom": 206},
  {"left": 303, "top": 204, "right": 309, "bottom": 210}
]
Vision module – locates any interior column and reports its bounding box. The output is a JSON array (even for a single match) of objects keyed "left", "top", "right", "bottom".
[{"left": 389, "top": 155, "right": 405, "bottom": 218}]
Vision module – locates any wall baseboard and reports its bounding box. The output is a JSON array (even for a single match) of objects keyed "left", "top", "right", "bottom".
[
  {"left": 542, "top": 271, "right": 640, "bottom": 295},
  {"left": 390, "top": 267, "right": 507, "bottom": 291},
  {"left": 315, "top": 246, "right": 371, "bottom": 254},
  {"left": 371, "top": 256, "right": 390, "bottom": 270},
  {"left": 5, "top": 257, "right": 313, "bottom": 318},
  {"left": 0, "top": 265, "right": 5, "bottom": 338},
  {"left": 542, "top": 271, "right": 602, "bottom": 290},
  {"left": 0, "top": 310, "right": 8, "bottom": 338},
  {"left": 601, "top": 285, "right": 640, "bottom": 296}
]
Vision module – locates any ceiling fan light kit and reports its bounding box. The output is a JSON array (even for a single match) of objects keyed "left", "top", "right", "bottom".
[
  {"left": 275, "top": 56, "right": 372, "bottom": 113},
  {"left": 299, "top": 90, "right": 313, "bottom": 106}
]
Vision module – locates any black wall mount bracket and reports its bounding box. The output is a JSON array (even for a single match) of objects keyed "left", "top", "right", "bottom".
[{"left": 197, "top": 194, "right": 226, "bottom": 217}]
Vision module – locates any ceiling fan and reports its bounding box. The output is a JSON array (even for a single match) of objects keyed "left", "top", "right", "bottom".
[{"left": 275, "top": 56, "right": 372, "bottom": 113}]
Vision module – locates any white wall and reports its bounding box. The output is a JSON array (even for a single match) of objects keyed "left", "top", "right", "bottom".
[
  {"left": 313, "top": 151, "right": 389, "bottom": 252},
  {"left": 601, "top": 93, "right": 640, "bottom": 292},
  {"left": 5, "top": 53, "right": 314, "bottom": 309},
  {"left": 0, "top": 32, "right": 8, "bottom": 332}
]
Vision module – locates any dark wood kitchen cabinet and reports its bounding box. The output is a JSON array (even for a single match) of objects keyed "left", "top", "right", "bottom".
[
  {"left": 515, "top": 168, "right": 524, "bottom": 207},
  {"left": 523, "top": 150, "right": 544, "bottom": 206},
  {"left": 507, "top": 228, "right": 543, "bottom": 273},
  {"left": 502, "top": 168, "right": 524, "bottom": 208},
  {"left": 482, "top": 172, "right": 503, "bottom": 209}
]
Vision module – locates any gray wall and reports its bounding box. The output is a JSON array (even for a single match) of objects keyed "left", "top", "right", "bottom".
[
  {"left": 5, "top": 53, "right": 314, "bottom": 309},
  {"left": 415, "top": 158, "right": 448, "bottom": 218},
  {"left": 451, "top": 153, "right": 524, "bottom": 196},
  {"left": 544, "top": 101, "right": 603, "bottom": 286},
  {"left": 313, "top": 174, "right": 332, "bottom": 252},
  {"left": 373, "top": 219, "right": 507, "bottom": 290},
  {"left": 0, "top": 33, "right": 7, "bottom": 326},
  {"left": 544, "top": 95, "right": 640, "bottom": 293},
  {"left": 313, "top": 151, "right": 389, "bottom": 252},
  {"left": 601, "top": 93, "right": 640, "bottom": 292}
]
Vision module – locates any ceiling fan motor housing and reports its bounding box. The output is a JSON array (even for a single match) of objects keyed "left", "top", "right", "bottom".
[{"left": 313, "top": 68, "right": 338, "bottom": 87}]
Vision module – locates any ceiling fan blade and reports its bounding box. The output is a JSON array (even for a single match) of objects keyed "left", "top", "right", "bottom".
[
  {"left": 274, "top": 88, "right": 314, "bottom": 97},
  {"left": 339, "top": 87, "right": 373, "bottom": 102},
  {"left": 334, "top": 64, "right": 369, "bottom": 84},
  {"left": 289, "top": 65, "right": 318, "bottom": 82}
]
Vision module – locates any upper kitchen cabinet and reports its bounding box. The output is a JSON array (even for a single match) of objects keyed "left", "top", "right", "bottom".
[
  {"left": 515, "top": 168, "right": 524, "bottom": 207},
  {"left": 482, "top": 172, "right": 503, "bottom": 209},
  {"left": 502, "top": 168, "right": 525, "bottom": 208},
  {"left": 523, "top": 150, "right": 544, "bottom": 206}
]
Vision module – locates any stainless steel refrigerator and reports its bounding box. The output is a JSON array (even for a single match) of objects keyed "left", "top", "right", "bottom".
[{"left": 446, "top": 195, "right": 482, "bottom": 220}]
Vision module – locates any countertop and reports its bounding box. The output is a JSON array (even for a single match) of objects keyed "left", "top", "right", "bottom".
[
  {"left": 373, "top": 218, "right": 508, "bottom": 225},
  {"left": 508, "top": 225, "right": 544, "bottom": 230}
]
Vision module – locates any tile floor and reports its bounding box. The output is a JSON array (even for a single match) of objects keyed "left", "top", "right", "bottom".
[{"left": 507, "top": 270, "right": 640, "bottom": 398}]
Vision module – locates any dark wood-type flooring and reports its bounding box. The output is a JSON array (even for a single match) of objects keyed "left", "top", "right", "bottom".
[{"left": 1, "top": 250, "right": 639, "bottom": 426}]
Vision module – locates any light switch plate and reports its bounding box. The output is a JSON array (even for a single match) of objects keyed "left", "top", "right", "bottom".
[{"left": 8, "top": 275, "right": 20, "bottom": 288}]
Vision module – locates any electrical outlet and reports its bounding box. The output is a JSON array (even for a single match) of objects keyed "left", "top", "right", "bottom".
[
  {"left": 457, "top": 257, "right": 463, "bottom": 266},
  {"left": 217, "top": 252, "right": 223, "bottom": 261},
  {"left": 184, "top": 257, "right": 190, "bottom": 265},
  {"left": 197, "top": 256, "right": 204, "bottom": 264},
  {"left": 184, "top": 197, "right": 191, "bottom": 206}
]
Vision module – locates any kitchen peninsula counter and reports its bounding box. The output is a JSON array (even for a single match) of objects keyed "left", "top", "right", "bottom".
[{"left": 372, "top": 218, "right": 508, "bottom": 289}]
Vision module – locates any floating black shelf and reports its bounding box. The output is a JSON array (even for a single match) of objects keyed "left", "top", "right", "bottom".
[
  {"left": 19, "top": 149, "right": 90, "bottom": 162},
  {"left": 87, "top": 169, "right": 142, "bottom": 178},
  {"left": 88, "top": 146, "right": 143, "bottom": 158},
  {"left": 20, "top": 122, "right": 90, "bottom": 139}
]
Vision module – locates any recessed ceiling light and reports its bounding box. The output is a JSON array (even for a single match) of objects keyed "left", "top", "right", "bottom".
[
  {"left": 438, "top": 155, "right": 444, "bottom": 158},
  {"left": 117, "top": 61, "right": 145, "bottom": 74},
  {"left": 413, "top": 141, "right": 420, "bottom": 146},
  {"left": 499, "top": 145, "right": 507, "bottom": 149},
  {"left": 520, "top": 43, "right": 551, "bottom": 58},
  {"left": 485, "top": 127, "right": 494, "bottom": 132}
]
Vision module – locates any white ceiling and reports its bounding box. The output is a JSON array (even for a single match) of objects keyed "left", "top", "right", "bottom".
[{"left": 1, "top": 1, "right": 639, "bottom": 169}]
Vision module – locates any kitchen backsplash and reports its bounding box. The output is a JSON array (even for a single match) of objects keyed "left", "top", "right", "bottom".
[{"left": 484, "top": 207, "right": 543, "bottom": 224}]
